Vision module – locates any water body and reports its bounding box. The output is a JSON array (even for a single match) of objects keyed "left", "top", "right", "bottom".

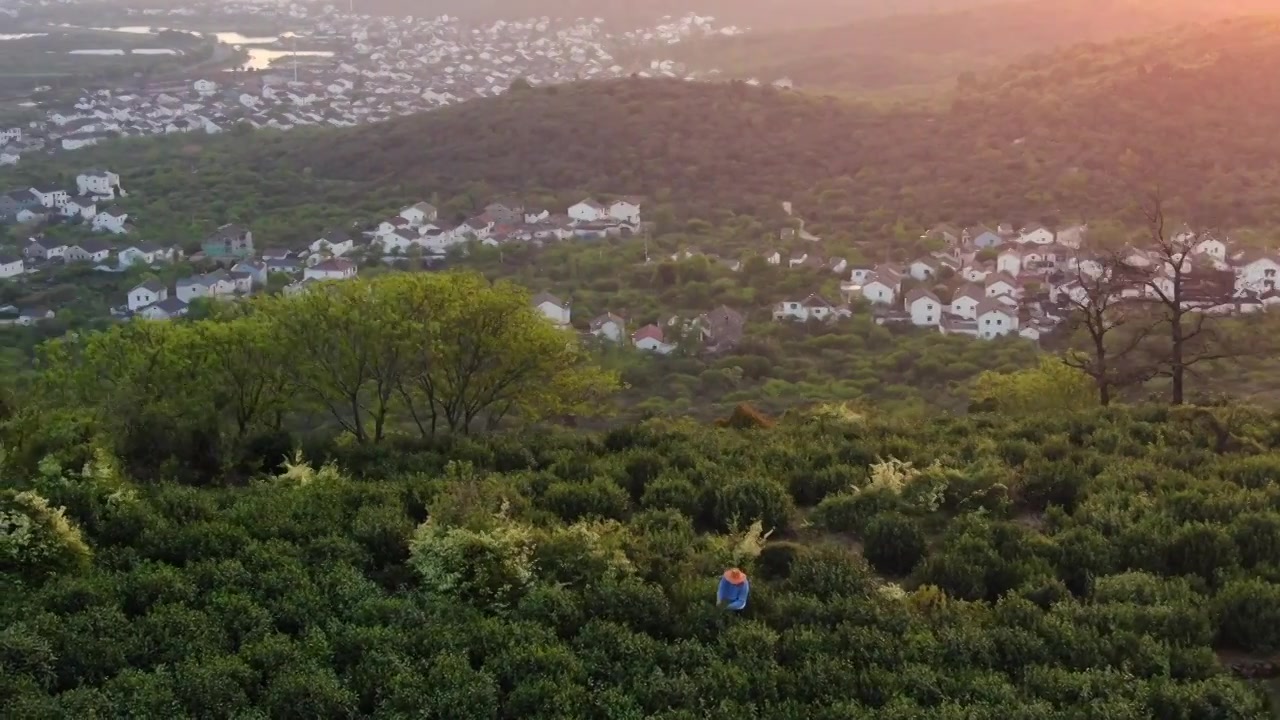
[
  {"left": 240, "top": 48, "right": 333, "bottom": 70},
  {"left": 0, "top": 33, "right": 49, "bottom": 40}
]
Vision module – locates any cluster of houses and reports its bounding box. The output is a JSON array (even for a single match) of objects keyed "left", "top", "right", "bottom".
[
  {"left": 0, "top": 0, "right": 742, "bottom": 165},
  {"left": 123, "top": 224, "right": 359, "bottom": 319},
  {"left": 369, "top": 196, "right": 645, "bottom": 256},
  {"left": 764, "top": 221, "right": 1280, "bottom": 343},
  {"left": 530, "top": 290, "right": 746, "bottom": 357},
  {"left": 0, "top": 169, "right": 128, "bottom": 231}
]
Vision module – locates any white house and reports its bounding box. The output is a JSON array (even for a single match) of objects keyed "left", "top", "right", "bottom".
[
  {"left": 399, "top": 202, "right": 438, "bottom": 226},
  {"left": 118, "top": 243, "right": 172, "bottom": 268},
  {"left": 64, "top": 239, "right": 113, "bottom": 264},
  {"left": 532, "top": 292, "right": 571, "bottom": 327},
  {"left": 128, "top": 281, "right": 167, "bottom": 311},
  {"left": 908, "top": 258, "right": 940, "bottom": 282},
  {"left": 906, "top": 289, "right": 942, "bottom": 327},
  {"left": 977, "top": 299, "right": 1019, "bottom": 339},
  {"left": 524, "top": 209, "right": 550, "bottom": 224},
  {"left": 1236, "top": 256, "right": 1280, "bottom": 295},
  {"left": 92, "top": 207, "right": 129, "bottom": 234},
  {"left": 30, "top": 185, "right": 69, "bottom": 210},
  {"left": 63, "top": 196, "right": 97, "bottom": 221},
  {"left": 309, "top": 230, "right": 354, "bottom": 258},
  {"left": 632, "top": 324, "right": 676, "bottom": 355},
  {"left": 1193, "top": 236, "right": 1228, "bottom": 262},
  {"left": 568, "top": 199, "right": 606, "bottom": 223},
  {"left": 589, "top": 312, "right": 626, "bottom": 342},
  {"left": 0, "top": 254, "right": 23, "bottom": 279},
  {"left": 862, "top": 273, "right": 899, "bottom": 305},
  {"left": 304, "top": 258, "right": 358, "bottom": 281},
  {"left": 379, "top": 229, "right": 419, "bottom": 254},
  {"left": 997, "top": 247, "right": 1023, "bottom": 277},
  {"left": 1017, "top": 225, "right": 1055, "bottom": 245},
  {"left": 773, "top": 294, "right": 838, "bottom": 322},
  {"left": 608, "top": 199, "right": 642, "bottom": 224},
  {"left": 948, "top": 285, "right": 984, "bottom": 320},
  {"left": 0, "top": 127, "right": 21, "bottom": 144},
  {"left": 176, "top": 276, "right": 215, "bottom": 303},
  {"left": 194, "top": 79, "right": 218, "bottom": 95},
  {"left": 985, "top": 274, "right": 1019, "bottom": 299},
  {"left": 138, "top": 297, "right": 189, "bottom": 321},
  {"left": 76, "top": 169, "right": 121, "bottom": 198}
]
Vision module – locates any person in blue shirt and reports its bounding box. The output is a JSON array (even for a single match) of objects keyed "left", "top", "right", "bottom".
[{"left": 717, "top": 568, "right": 750, "bottom": 611}]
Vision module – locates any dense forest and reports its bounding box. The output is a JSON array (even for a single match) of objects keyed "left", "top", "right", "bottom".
[{"left": 652, "top": 0, "right": 1280, "bottom": 98}]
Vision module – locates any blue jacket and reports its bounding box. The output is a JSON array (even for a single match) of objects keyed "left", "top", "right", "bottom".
[{"left": 717, "top": 577, "right": 750, "bottom": 611}]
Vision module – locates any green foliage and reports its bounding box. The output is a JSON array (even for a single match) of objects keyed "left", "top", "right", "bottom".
[
  {"left": 971, "top": 357, "right": 1098, "bottom": 417},
  {"left": 862, "top": 513, "right": 927, "bottom": 576},
  {"left": 2, "top": 405, "right": 1280, "bottom": 716},
  {"left": 0, "top": 490, "right": 91, "bottom": 583}
]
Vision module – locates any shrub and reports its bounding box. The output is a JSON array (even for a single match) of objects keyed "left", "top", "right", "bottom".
[
  {"left": 407, "top": 520, "right": 535, "bottom": 609},
  {"left": 810, "top": 490, "right": 902, "bottom": 536},
  {"left": 0, "top": 490, "right": 92, "bottom": 581},
  {"left": 787, "top": 464, "right": 862, "bottom": 507},
  {"left": 862, "top": 513, "right": 927, "bottom": 576},
  {"left": 711, "top": 476, "right": 794, "bottom": 532},
  {"left": 1214, "top": 578, "right": 1280, "bottom": 652},
  {"left": 539, "top": 478, "right": 630, "bottom": 522},
  {"left": 755, "top": 541, "right": 807, "bottom": 580},
  {"left": 639, "top": 474, "right": 701, "bottom": 517}
]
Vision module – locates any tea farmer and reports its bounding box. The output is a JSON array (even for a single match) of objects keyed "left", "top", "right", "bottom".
[{"left": 717, "top": 568, "right": 750, "bottom": 611}]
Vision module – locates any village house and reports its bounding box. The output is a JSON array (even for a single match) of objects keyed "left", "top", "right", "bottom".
[
  {"left": 484, "top": 201, "right": 524, "bottom": 224},
  {"left": 948, "top": 284, "right": 984, "bottom": 320},
  {"left": 997, "top": 247, "right": 1022, "bottom": 277},
  {"left": 532, "top": 292, "right": 572, "bottom": 327},
  {"left": 0, "top": 253, "right": 23, "bottom": 279},
  {"left": 30, "top": 184, "right": 69, "bottom": 210},
  {"left": 697, "top": 305, "right": 746, "bottom": 353},
  {"left": 62, "top": 195, "right": 97, "bottom": 221},
  {"left": 118, "top": 242, "right": 175, "bottom": 268},
  {"left": 399, "top": 201, "right": 438, "bottom": 226},
  {"left": 24, "top": 237, "right": 68, "bottom": 261},
  {"left": 985, "top": 273, "right": 1020, "bottom": 299},
  {"left": 92, "top": 207, "right": 129, "bottom": 234},
  {"left": 589, "top": 312, "right": 626, "bottom": 343},
  {"left": 1017, "top": 224, "right": 1055, "bottom": 245},
  {"left": 76, "top": 169, "right": 121, "bottom": 198},
  {"left": 773, "top": 294, "right": 839, "bottom": 322},
  {"left": 905, "top": 288, "right": 942, "bottom": 327},
  {"left": 977, "top": 299, "right": 1019, "bottom": 339},
  {"left": 1235, "top": 252, "right": 1280, "bottom": 295},
  {"left": 862, "top": 267, "right": 903, "bottom": 305},
  {"left": 304, "top": 258, "right": 359, "bottom": 281},
  {"left": 202, "top": 224, "right": 255, "bottom": 261},
  {"left": 128, "top": 281, "right": 168, "bottom": 312},
  {"left": 231, "top": 260, "right": 269, "bottom": 287},
  {"left": 524, "top": 208, "right": 550, "bottom": 224},
  {"left": 632, "top": 324, "right": 677, "bottom": 355},
  {"left": 965, "top": 225, "right": 1003, "bottom": 249},
  {"left": 309, "top": 229, "right": 355, "bottom": 258},
  {"left": 64, "top": 238, "right": 113, "bottom": 264},
  {"left": 608, "top": 198, "right": 642, "bottom": 224},
  {"left": 138, "top": 297, "right": 189, "bottom": 321},
  {"left": 568, "top": 198, "right": 607, "bottom": 223}
]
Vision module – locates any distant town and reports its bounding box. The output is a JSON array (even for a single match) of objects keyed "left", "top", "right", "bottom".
[{"left": 0, "top": 0, "right": 745, "bottom": 164}]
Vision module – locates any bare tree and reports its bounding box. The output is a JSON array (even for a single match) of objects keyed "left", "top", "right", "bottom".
[
  {"left": 1059, "top": 250, "right": 1158, "bottom": 405},
  {"left": 1126, "top": 190, "right": 1240, "bottom": 405}
]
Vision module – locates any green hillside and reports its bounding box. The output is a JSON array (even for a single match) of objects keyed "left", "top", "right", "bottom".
[{"left": 654, "top": 0, "right": 1280, "bottom": 99}]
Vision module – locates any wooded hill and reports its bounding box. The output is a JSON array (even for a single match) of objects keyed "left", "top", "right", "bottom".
[
  {"left": 10, "top": 17, "right": 1280, "bottom": 244},
  {"left": 654, "top": 0, "right": 1280, "bottom": 98},
  {"left": 272, "top": 18, "right": 1280, "bottom": 230}
]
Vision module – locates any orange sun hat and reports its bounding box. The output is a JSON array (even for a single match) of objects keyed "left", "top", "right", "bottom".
[{"left": 723, "top": 568, "right": 747, "bottom": 584}]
